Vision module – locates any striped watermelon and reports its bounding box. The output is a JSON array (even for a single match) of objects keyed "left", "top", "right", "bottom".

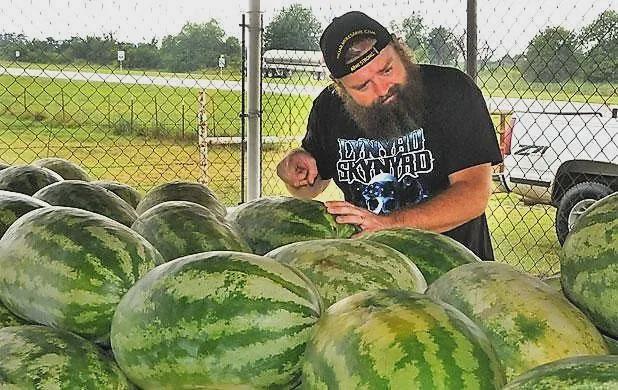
[
  {"left": 426, "top": 262, "right": 608, "bottom": 380},
  {"left": 302, "top": 289, "right": 506, "bottom": 389},
  {"left": 0, "top": 206, "right": 163, "bottom": 344},
  {"left": 33, "top": 180, "right": 138, "bottom": 227},
  {"left": 131, "top": 200, "right": 251, "bottom": 261},
  {"left": 0, "top": 190, "right": 49, "bottom": 237},
  {"left": 0, "top": 165, "right": 63, "bottom": 195},
  {"left": 93, "top": 180, "right": 143, "bottom": 208},
  {"left": 0, "top": 302, "right": 25, "bottom": 327},
  {"left": 32, "top": 157, "right": 91, "bottom": 181},
  {"left": 136, "top": 181, "right": 226, "bottom": 219},
  {"left": 227, "top": 196, "right": 357, "bottom": 255},
  {"left": 503, "top": 355, "right": 618, "bottom": 389},
  {"left": 561, "top": 192, "right": 618, "bottom": 338},
  {"left": 0, "top": 325, "right": 132, "bottom": 389},
  {"left": 266, "top": 238, "right": 426, "bottom": 307},
  {"left": 605, "top": 335, "right": 618, "bottom": 355},
  {"left": 111, "top": 251, "right": 322, "bottom": 389},
  {"left": 359, "top": 228, "right": 482, "bottom": 283}
]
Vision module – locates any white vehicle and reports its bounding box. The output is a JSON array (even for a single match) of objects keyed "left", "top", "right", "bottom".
[
  {"left": 494, "top": 109, "right": 618, "bottom": 244},
  {"left": 262, "top": 49, "right": 327, "bottom": 79}
]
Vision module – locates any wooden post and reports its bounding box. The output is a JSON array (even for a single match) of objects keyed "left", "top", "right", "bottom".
[{"left": 197, "top": 90, "right": 209, "bottom": 185}]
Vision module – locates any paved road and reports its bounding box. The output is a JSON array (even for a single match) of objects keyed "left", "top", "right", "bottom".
[{"left": 1, "top": 66, "right": 613, "bottom": 116}]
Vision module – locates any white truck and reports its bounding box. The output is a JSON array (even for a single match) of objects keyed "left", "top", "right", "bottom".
[
  {"left": 262, "top": 50, "right": 328, "bottom": 79},
  {"left": 493, "top": 109, "right": 618, "bottom": 244}
]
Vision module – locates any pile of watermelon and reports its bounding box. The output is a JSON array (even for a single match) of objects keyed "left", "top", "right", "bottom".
[{"left": 0, "top": 157, "right": 617, "bottom": 389}]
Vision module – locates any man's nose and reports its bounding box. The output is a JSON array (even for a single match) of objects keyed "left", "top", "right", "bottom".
[{"left": 373, "top": 78, "right": 392, "bottom": 100}]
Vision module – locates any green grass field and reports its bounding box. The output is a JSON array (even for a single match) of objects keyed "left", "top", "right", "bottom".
[{"left": 2, "top": 63, "right": 607, "bottom": 276}]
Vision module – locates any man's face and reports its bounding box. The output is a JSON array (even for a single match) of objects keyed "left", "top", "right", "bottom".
[
  {"left": 339, "top": 44, "right": 408, "bottom": 107},
  {"left": 337, "top": 42, "right": 423, "bottom": 138}
]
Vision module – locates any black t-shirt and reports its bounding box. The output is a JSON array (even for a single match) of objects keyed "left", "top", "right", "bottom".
[{"left": 301, "top": 64, "right": 503, "bottom": 260}]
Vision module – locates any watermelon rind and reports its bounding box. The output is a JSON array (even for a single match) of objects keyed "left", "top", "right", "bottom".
[
  {"left": 302, "top": 289, "right": 506, "bottom": 389},
  {"left": 93, "top": 180, "right": 143, "bottom": 209},
  {"left": 0, "top": 302, "right": 25, "bottom": 327},
  {"left": 0, "top": 325, "right": 133, "bottom": 389},
  {"left": 111, "top": 250, "right": 322, "bottom": 389},
  {"left": 267, "top": 238, "right": 426, "bottom": 307},
  {"left": 136, "top": 181, "right": 226, "bottom": 219},
  {"left": 0, "top": 165, "right": 63, "bottom": 195},
  {"left": 131, "top": 200, "right": 251, "bottom": 261},
  {"left": 503, "top": 355, "right": 618, "bottom": 390},
  {"left": 426, "top": 262, "right": 609, "bottom": 381},
  {"left": 33, "top": 180, "right": 138, "bottom": 227},
  {"left": 32, "top": 157, "right": 91, "bottom": 181},
  {"left": 0, "top": 206, "right": 163, "bottom": 344},
  {"left": 227, "top": 196, "right": 358, "bottom": 255},
  {"left": 359, "top": 227, "right": 482, "bottom": 283},
  {"left": 0, "top": 190, "right": 50, "bottom": 237},
  {"left": 561, "top": 192, "right": 618, "bottom": 338}
]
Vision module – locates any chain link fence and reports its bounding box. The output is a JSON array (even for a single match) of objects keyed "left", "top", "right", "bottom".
[{"left": 0, "top": 0, "right": 616, "bottom": 275}]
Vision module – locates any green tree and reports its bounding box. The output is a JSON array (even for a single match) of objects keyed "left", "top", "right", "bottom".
[
  {"left": 160, "top": 20, "right": 226, "bottom": 72},
  {"left": 123, "top": 39, "right": 161, "bottom": 69},
  {"left": 523, "top": 26, "right": 582, "bottom": 82},
  {"left": 390, "top": 15, "right": 429, "bottom": 62},
  {"left": 427, "top": 26, "right": 459, "bottom": 65},
  {"left": 579, "top": 9, "right": 617, "bottom": 82},
  {"left": 263, "top": 4, "right": 321, "bottom": 50}
]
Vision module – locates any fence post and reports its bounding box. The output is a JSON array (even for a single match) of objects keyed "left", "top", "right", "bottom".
[
  {"left": 197, "top": 90, "right": 209, "bottom": 185},
  {"left": 130, "top": 98, "right": 134, "bottom": 133},
  {"left": 246, "top": 0, "right": 262, "bottom": 200},
  {"left": 154, "top": 96, "right": 158, "bottom": 129},
  {"left": 466, "top": 0, "right": 478, "bottom": 81}
]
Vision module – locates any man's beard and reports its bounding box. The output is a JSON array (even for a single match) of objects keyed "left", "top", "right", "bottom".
[{"left": 339, "top": 63, "right": 425, "bottom": 139}]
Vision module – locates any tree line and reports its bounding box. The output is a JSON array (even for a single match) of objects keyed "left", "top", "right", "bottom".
[{"left": 0, "top": 5, "right": 615, "bottom": 83}]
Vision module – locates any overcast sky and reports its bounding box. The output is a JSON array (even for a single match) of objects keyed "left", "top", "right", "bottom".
[{"left": 2, "top": 0, "right": 615, "bottom": 58}]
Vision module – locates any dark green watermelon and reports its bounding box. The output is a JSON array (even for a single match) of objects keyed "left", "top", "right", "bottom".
[
  {"left": 32, "top": 157, "right": 91, "bottom": 181},
  {"left": 302, "top": 290, "right": 506, "bottom": 389},
  {"left": 267, "top": 239, "right": 426, "bottom": 307},
  {"left": 0, "top": 206, "right": 163, "bottom": 344},
  {"left": 0, "top": 190, "right": 50, "bottom": 237},
  {"left": 0, "top": 325, "right": 132, "bottom": 388},
  {"left": 427, "top": 262, "right": 608, "bottom": 380},
  {"left": 136, "top": 181, "right": 226, "bottom": 219},
  {"left": 227, "top": 196, "right": 358, "bottom": 255},
  {"left": 561, "top": 192, "right": 618, "bottom": 338},
  {"left": 0, "top": 165, "right": 63, "bottom": 195},
  {"left": 111, "top": 251, "right": 322, "bottom": 389},
  {"left": 93, "top": 180, "right": 143, "bottom": 208},
  {"left": 503, "top": 355, "right": 618, "bottom": 389},
  {"left": 0, "top": 302, "right": 25, "bottom": 327},
  {"left": 131, "top": 200, "right": 251, "bottom": 261},
  {"left": 360, "top": 228, "right": 482, "bottom": 283},
  {"left": 33, "top": 180, "right": 138, "bottom": 227}
]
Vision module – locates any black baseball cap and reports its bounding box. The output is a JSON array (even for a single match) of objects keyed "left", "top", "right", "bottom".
[{"left": 320, "top": 11, "right": 393, "bottom": 78}]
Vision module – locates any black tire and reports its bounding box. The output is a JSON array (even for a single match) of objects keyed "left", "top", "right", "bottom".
[{"left": 555, "top": 181, "right": 613, "bottom": 245}]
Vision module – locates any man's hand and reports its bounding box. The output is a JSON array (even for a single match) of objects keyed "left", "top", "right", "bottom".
[
  {"left": 277, "top": 149, "right": 319, "bottom": 188},
  {"left": 277, "top": 149, "right": 331, "bottom": 199},
  {"left": 325, "top": 201, "right": 393, "bottom": 237}
]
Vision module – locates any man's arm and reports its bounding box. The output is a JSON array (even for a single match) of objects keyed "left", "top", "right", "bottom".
[
  {"left": 389, "top": 163, "right": 493, "bottom": 232},
  {"left": 277, "top": 148, "right": 332, "bottom": 199},
  {"left": 325, "top": 163, "right": 493, "bottom": 234}
]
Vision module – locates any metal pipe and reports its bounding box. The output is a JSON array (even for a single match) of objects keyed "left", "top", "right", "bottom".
[
  {"left": 466, "top": 0, "right": 478, "bottom": 81},
  {"left": 246, "top": 0, "right": 262, "bottom": 200}
]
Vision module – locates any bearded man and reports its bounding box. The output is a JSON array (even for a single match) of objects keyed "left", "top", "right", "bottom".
[{"left": 276, "top": 11, "right": 502, "bottom": 260}]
